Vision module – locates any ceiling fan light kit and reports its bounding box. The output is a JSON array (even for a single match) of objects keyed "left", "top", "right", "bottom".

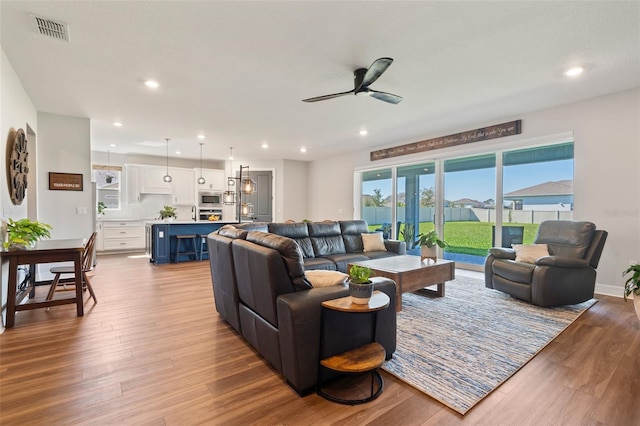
[{"left": 302, "top": 57, "right": 402, "bottom": 104}]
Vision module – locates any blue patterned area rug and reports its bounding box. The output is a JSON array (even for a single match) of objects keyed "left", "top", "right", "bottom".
[{"left": 381, "top": 275, "right": 596, "bottom": 415}]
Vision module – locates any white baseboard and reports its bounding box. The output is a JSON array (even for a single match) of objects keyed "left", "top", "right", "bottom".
[{"left": 595, "top": 283, "right": 624, "bottom": 298}]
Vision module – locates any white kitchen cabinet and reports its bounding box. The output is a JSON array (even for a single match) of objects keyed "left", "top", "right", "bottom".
[
  {"left": 196, "top": 169, "right": 225, "bottom": 191},
  {"left": 125, "top": 164, "right": 141, "bottom": 204},
  {"left": 170, "top": 168, "right": 196, "bottom": 205},
  {"left": 140, "top": 166, "right": 172, "bottom": 194},
  {"left": 98, "top": 220, "right": 144, "bottom": 252}
]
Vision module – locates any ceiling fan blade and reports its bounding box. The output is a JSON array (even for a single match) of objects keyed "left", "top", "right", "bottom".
[
  {"left": 368, "top": 89, "right": 403, "bottom": 104},
  {"left": 357, "top": 57, "right": 394, "bottom": 90},
  {"left": 302, "top": 90, "right": 354, "bottom": 102}
]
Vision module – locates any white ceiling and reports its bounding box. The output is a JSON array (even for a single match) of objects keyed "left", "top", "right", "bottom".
[{"left": 1, "top": 1, "right": 639, "bottom": 163}]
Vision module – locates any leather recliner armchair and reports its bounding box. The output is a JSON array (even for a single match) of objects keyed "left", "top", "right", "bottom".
[{"left": 485, "top": 220, "right": 607, "bottom": 307}]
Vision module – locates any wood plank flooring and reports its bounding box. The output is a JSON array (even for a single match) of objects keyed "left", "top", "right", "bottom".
[{"left": 1, "top": 254, "right": 639, "bottom": 425}]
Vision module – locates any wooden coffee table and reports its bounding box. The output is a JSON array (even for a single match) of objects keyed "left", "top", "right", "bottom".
[{"left": 349, "top": 256, "right": 455, "bottom": 311}]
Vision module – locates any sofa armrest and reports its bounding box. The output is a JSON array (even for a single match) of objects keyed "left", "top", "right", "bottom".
[
  {"left": 536, "top": 256, "right": 590, "bottom": 268},
  {"left": 489, "top": 247, "right": 516, "bottom": 260},
  {"left": 384, "top": 239, "right": 406, "bottom": 255}
]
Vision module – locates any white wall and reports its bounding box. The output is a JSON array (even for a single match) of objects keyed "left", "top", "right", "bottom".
[
  {"left": 1, "top": 49, "right": 37, "bottom": 221},
  {"left": 1, "top": 48, "right": 39, "bottom": 331},
  {"left": 308, "top": 88, "right": 640, "bottom": 293},
  {"left": 37, "top": 112, "right": 93, "bottom": 240},
  {"left": 282, "top": 159, "right": 308, "bottom": 221}
]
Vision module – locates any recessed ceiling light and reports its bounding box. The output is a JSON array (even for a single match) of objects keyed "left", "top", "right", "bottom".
[
  {"left": 145, "top": 80, "right": 159, "bottom": 89},
  {"left": 261, "top": 142, "right": 269, "bottom": 149},
  {"left": 109, "top": 144, "right": 116, "bottom": 147},
  {"left": 175, "top": 150, "right": 181, "bottom": 155},
  {"left": 113, "top": 122, "right": 122, "bottom": 127},
  {"left": 564, "top": 67, "right": 584, "bottom": 77},
  {"left": 300, "top": 147, "right": 307, "bottom": 153},
  {"left": 359, "top": 129, "right": 368, "bottom": 136},
  {"left": 197, "top": 134, "right": 205, "bottom": 140}
]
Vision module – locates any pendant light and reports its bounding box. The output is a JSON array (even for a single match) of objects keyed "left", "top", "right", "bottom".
[
  {"left": 162, "top": 138, "right": 172, "bottom": 183},
  {"left": 197, "top": 142, "right": 206, "bottom": 185},
  {"left": 223, "top": 147, "right": 236, "bottom": 205}
]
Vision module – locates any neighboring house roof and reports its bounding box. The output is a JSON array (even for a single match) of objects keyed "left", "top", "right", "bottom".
[
  {"left": 504, "top": 180, "right": 573, "bottom": 198},
  {"left": 452, "top": 198, "right": 484, "bottom": 207}
]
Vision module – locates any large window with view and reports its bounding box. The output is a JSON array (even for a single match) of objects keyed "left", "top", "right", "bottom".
[
  {"left": 396, "top": 162, "right": 436, "bottom": 253},
  {"left": 356, "top": 141, "right": 574, "bottom": 270},
  {"left": 501, "top": 142, "right": 574, "bottom": 248},
  {"left": 361, "top": 168, "right": 393, "bottom": 237}
]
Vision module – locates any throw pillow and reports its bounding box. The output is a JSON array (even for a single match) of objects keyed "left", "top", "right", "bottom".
[
  {"left": 512, "top": 244, "right": 549, "bottom": 264},
  {"left": 305, "top": 270, "right": 348, "bottom": 288},
  {"left": 362, "top": 232, "right": 387, "bottom": 252}
]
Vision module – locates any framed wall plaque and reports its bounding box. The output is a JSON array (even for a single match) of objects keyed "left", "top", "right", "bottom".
[{"left": 49, "top": 172, "right": 83, "bottom": 191}]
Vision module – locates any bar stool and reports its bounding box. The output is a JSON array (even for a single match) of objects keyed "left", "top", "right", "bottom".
[
  {"left": 197, "top": 234, "right": 209, "bottom": 261},
  {"left": 174, "top": 235, "right": 198, "bottom": 263}
]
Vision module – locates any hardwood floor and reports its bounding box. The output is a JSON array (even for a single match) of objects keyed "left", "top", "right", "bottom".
[{"left": 1, "top": 254, "right": 639, "bottom": 425}]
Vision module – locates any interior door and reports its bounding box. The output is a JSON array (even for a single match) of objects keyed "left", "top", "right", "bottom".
[{"left": 241, "top": 170, "right": 272, "bottom": 222}]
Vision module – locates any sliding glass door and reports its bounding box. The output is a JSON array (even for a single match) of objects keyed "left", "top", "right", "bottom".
[
  {"left": 396, "top": 162, "right": 436, "bottom": 253},
  {"left": 442, "top": 154, "right": 496, "bottom": 265},
  {"left": 356, "top": 141, "right": 574, "bottom": 270},
  {"left": 361, "top": 168, "right": 393, "bottom": 236},
  {"left": 501, "top": 142, "right": 574, "bottom": 245}
]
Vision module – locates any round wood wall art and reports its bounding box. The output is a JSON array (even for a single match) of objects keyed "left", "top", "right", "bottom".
[{"left": 6, "top": 128, "right": 28, "bottom": 205}]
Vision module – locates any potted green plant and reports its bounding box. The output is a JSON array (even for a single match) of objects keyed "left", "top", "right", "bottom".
[
  {"left": 348, "top": 264, "right": 373, "bottom": 304},
  {"left": 400, "top": 222, "right": 417, "bottom": 249},
  {"left": 623, "top": 264, "right": 640, "bottom": 321},
  {"left": 158, "top": 205, "right": 177, "bottom": 221},
  {"left": 97, "top": 201, "right": 106, "bottom": 215},
  {"left": 4, "top": 218, "right": 52, "bottom": 250},
  {"left": 415, "top": 230, "right": 448, "bottom": 261}
]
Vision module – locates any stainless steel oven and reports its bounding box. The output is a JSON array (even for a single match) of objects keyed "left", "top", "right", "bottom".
[{"left": 198, "top": 192, "right": 222, "bottom": 208}]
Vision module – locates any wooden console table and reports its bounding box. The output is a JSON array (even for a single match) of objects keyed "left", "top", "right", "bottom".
[{"left": 2, "top": 239, "right": 85, "bottom": 328}]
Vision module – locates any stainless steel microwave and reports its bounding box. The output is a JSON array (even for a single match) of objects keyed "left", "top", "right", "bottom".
[{"left": 199, "top": 192, "right": 222, "bottom": 207}]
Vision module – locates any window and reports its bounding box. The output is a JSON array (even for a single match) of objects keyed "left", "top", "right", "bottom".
[
  {"left": 502, "top": 142, "right": 574, "bottom": 243},
  {"left": 93, "top": 166, "right": 122, "bottom": 210},
  {"left": 361, "top": 168, "right": 392, "bottom": 233},
  {"left": 356, "top": 141, "right": 574, "bottom": 269},
  {"left": 396, "top": 162, "right": 436, "bottom": 247}
]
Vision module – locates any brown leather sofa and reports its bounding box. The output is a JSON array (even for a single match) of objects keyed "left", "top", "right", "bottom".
[
  {"left": 485, "top": 220, "right": 607, "bottom": 307},
  {"left": 207, "top": 226, "right": 397, "bottom": 395},
  {"left": 235, "top": 219, "right": 406, "bottom": 272}
]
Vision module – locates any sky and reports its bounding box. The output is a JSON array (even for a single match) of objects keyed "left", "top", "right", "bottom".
[{"left": 362, "top": 159, "right": 573, "bottom": 203}]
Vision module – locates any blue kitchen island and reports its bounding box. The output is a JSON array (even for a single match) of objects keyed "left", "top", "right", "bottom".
[{"left": 145, "top": 220, "right": 237, "bottom": 264}]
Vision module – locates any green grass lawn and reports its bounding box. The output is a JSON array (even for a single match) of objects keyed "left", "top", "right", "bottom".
[{"left": 369, "top": 221, "right": 539, "bottom": 256}]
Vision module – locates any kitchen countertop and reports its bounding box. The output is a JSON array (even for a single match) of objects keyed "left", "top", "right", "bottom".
[{"left": 144, "top": 220, "right": 239, "bottom": 225}]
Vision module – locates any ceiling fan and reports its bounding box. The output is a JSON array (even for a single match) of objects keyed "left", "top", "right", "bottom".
[{"left": 302, "top": 57, "right": 402, "bottom": 105}]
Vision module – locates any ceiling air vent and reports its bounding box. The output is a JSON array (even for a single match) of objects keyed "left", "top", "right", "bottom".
[{"left": 32, "top": 15, "right": 70, "bottom": 42}]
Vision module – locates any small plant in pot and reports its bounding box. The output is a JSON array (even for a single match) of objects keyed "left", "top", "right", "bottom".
[
  {"left": 348, "top": 264, "right": 374, "bottom": 304},
  {"left": 4, "top": 218, "right": 52, "bottom": 250},
  {"left": 623, "top": 264, "right": 640, "bottom": 321},
  {"left": 158, "top": 205, "right": 177, "bottom": 221},
  {"left": 415, "top": 230, "right": 447, "bottom": 261}
]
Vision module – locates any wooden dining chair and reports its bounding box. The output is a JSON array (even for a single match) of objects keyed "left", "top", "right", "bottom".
[{"left": 46, "top": 232, "right": 98, "bottom": 304}]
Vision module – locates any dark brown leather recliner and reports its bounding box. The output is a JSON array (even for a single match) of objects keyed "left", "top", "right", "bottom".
[
  {"left": 226, "top": 230, "right": 397, "bottom": 395},
  {"left": 485, "top": 220, "right": 607, "bottom": 307}
]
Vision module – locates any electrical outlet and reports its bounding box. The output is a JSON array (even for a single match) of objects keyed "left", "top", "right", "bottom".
[{"left": 76, "top": 207, "right": 88, "bottom": 215}]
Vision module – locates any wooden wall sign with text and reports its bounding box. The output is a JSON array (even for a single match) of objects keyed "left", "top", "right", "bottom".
[
  {"left": 370, "top": 120, "right": 522, "bottom": 161},
  {"left": 49, "top": 172, "right": 83, "bottom": 191}
]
